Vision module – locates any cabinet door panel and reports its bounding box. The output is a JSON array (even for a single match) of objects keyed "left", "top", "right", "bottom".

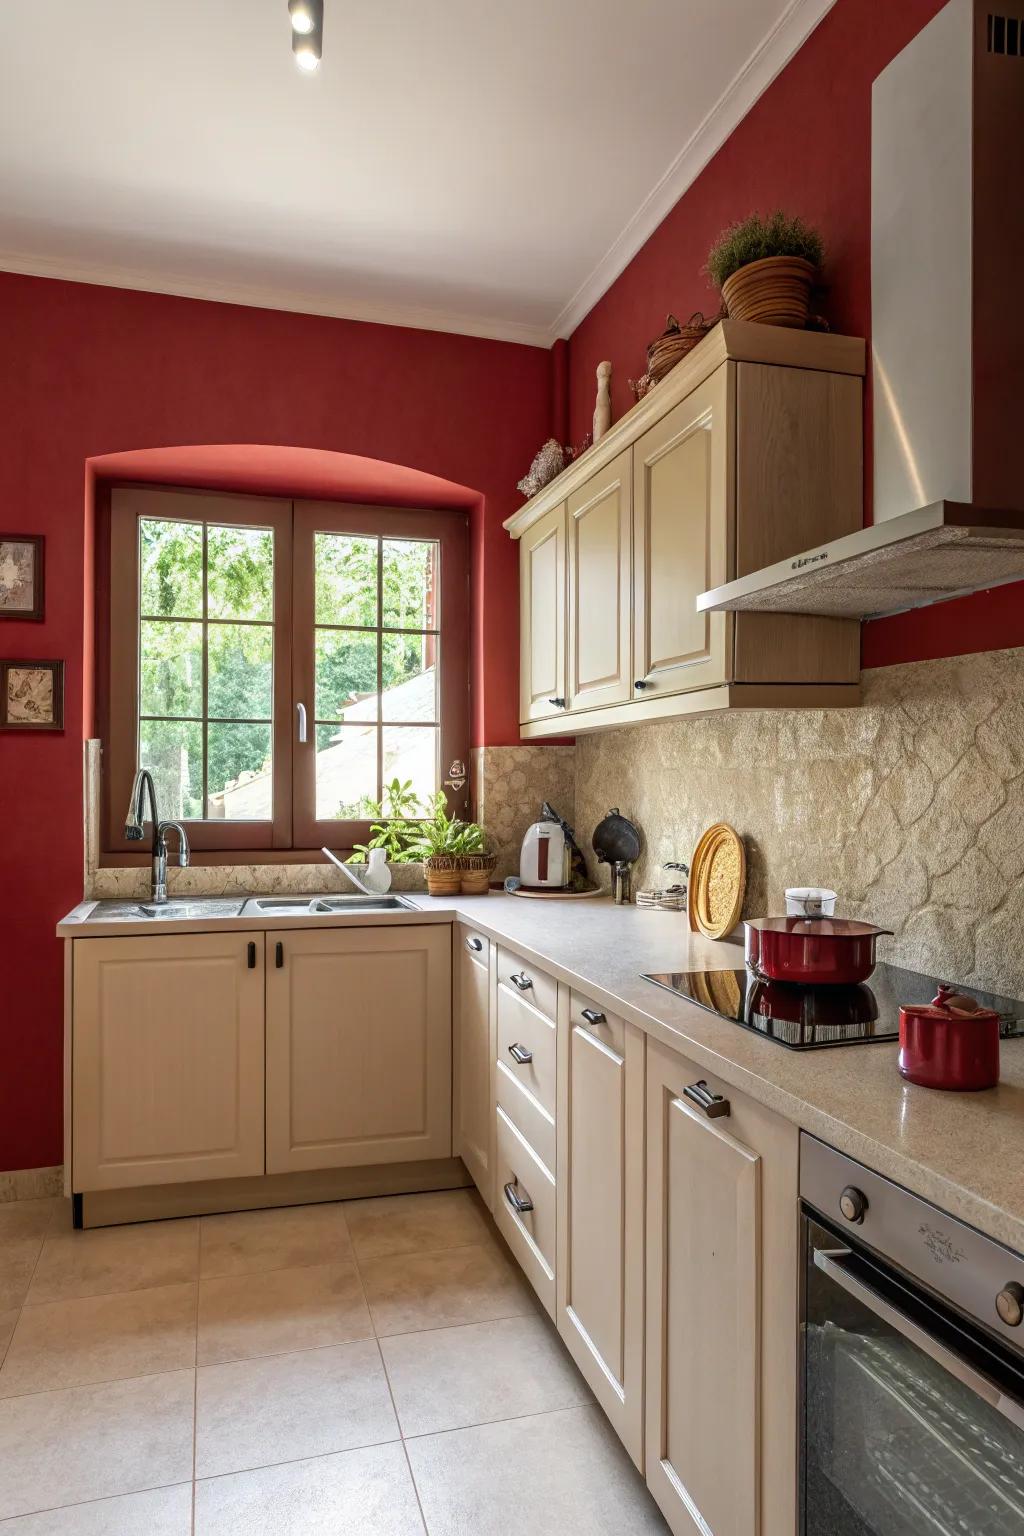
[
  {"left": 266, "top": 927, "right": 451, "bottom": 1174},
  {"left": 72, "top": 933, "right": 265, "bottom": 1191},
  {"left": 568, "top": 449, "right": 632, "bottom": 711},
  {"left": 455, "top": 927, "right": 494, "bottom": 1206},
  {"left": 519, "top": 503, "right": 567, "bottom": 724},
  {"left": 633, "top": 366, "right": 732, "bottom": 697},
  {"left": 556, "top": 1004, "right": 644, "bottom": 1468}
]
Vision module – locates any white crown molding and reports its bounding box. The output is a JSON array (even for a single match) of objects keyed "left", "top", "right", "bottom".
[
  {"left": 0, "top": 249, "right": 553, "bottom": 349},
  {"left": 548, "top": 0, "right": 838, "bottom": 341}
]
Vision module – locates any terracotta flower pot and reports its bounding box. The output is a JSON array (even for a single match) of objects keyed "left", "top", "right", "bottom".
[{"left": 721, "top": 255, "right": 816, "bottom": 328}]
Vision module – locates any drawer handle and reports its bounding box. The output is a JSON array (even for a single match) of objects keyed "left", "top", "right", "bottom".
[
  {"left": 510, "top": 972, "right": 533, "bottom": 992},
  {"left": 504, "top": 1179, "right": 534, "bottom": 1214},
  {"left": 275, "top": 941, "right": 284, "bottom": 969},
  {"left": 547, "top": 697, "right": 566, "bottom": 709},
  {"left": 634, "top": 679, "right": 652, "bottom": 691},
  {"left": 507, "top": 1041, "right": 533, "bottom": 1066},
  {"left": 683, "top": 1080, "right": 730, "bottom": 1118},
  {"left": 247, "top": 941, "right": 257, "bottom": 969},
  {"left": 466, "top": 936, "right": 484, "bottom": 952},
  {"left": 580, "top": 1008, "right": 606, "bottom": 1026}
]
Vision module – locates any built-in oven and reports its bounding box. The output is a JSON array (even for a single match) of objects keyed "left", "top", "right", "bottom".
[{"left": 800, "top": 1134, "right": 1024, "bottom": 1535}]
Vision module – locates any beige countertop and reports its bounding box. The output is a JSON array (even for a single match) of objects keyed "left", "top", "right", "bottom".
[{"left": 60, "top": 889, "right": 1024, "bottom": 1254}]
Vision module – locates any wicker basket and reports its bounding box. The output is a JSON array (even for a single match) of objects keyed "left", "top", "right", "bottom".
[
  {"left": 460, "top": 853, "right": 498, "bottom": 895},
  {"left": 721, "top": 256, "right": 815, "bottom": 328},
  {"left": 645, "top": 311, "right": 717, "bottom": 384},
  {"left": 424, "top": 856, "right": 462, "bottom": 896}
]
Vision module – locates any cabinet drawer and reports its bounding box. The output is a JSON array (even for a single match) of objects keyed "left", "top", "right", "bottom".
[
  {"left": 496, "top": 985, "right": 556, "bottom": 1120},
  {"left": 496, "top": 1058, "right": 556, "bottom": 1175},
  {"left": 496, "top": 947, "right": 557, "bottom": 1022},
  {"left": 495, "top": 1106, "right": 556, "bottom": 1318},
  {"left": 569, "top": 990, "right": 626, "bottom": 1056}
]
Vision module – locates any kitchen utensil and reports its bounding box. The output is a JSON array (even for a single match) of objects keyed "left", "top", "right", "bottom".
[
  {"left": 508, "top": 884, "right": 603, "bottom": 900},
  {"left": 785, "top": 886, "right": 837, "bottom": 917},
  {"left": 592, "top": 808, "right": 641, "bottom": 904},
  {"left": 898, "top": 984, "right": 1000, "bottom": 1090},
  {"left": 744, "top": 916, "right": 893, "bottom": 985},
  {"left": 688, "top": 823, "right": 746, "bottom": 938},
  {"left": 520, "top": 818, "right": 569, "bottom": 888}
]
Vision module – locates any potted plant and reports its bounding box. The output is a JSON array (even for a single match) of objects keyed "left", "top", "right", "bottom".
[
  {"left": 405, "top": 792, "right": 494, "bottom": 895},
  {"left": 705, "top": 211, "right": 823, "bottom": 329}
]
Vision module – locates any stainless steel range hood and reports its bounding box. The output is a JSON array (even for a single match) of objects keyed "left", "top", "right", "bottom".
[{"left": 699, "top": 0, "right": 1024, "bottom": 622}]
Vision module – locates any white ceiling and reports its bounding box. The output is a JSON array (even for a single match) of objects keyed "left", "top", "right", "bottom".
[{"left": 0, "top": 0, "right": 833, "bottom": 344}]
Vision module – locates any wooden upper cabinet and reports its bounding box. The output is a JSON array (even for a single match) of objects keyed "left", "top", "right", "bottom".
[
  {"left": 519, "top": 502, "right": 567, "bottom": 725},
  {"left": 265, "top": 925, "right": 452, "bottom": 1175},
  {"left": 567, "top": 447, "right": 632, "bottom": 713},
  {"left": 633, "top": 365, "right": 732, "bottom": 699},
  {"left": 72, "top": 932, "right": 265, "bottom": 1192}
]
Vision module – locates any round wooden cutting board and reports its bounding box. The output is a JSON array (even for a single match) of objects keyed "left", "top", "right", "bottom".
[{"left": 688, "top": 823, "right": 746, "bottom": 939}]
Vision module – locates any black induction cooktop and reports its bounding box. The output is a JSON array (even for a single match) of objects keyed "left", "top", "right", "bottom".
[{"left": 642, "top": 961, "right": 1024, "bottom": 1049}]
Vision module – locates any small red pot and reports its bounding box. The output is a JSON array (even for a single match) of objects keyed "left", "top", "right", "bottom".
[
  {"left": 744, "top": 917, "right": 893, "bottom": 985},
  {"left": 899, "top": 985, "right": 1000, "bottom": 1091}
]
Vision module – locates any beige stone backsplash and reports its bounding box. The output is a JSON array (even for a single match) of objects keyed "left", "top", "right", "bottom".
[{"left": 575, "top": 647, "right": 1024, "bottom": 997}]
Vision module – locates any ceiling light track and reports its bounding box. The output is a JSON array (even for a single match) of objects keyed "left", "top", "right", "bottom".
[{"left": 288, "top": 0, "right": 324, "bottom": 71}]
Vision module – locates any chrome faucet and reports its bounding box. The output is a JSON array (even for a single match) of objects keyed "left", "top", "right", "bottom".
[{"left": 124, "top": 768, "right": 191, "bottom": 904}]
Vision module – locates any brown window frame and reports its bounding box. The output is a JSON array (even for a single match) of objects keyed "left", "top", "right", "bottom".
[{"left": 101, "top": 484, "right": 470, "bottom": 861}]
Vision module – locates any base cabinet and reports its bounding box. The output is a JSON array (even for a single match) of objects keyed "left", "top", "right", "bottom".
[
  {"left": 556, "top": 993, "right": 645, "bottom": 1469},
  {"left": 644, "top": 1039, "right": 798, "bottom": 1536},
  {"left": 266, "top": 926, "right": 452, "bottom": 1175},
  {"left": 72, "top": 931, "right": 266, "bottom": 1191},
  {"left": 455, "top": 927, "right": 495, "bottom": 1206}
]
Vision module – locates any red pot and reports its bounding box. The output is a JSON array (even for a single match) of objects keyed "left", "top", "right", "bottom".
[
  {"left": 744, "top": 917, "right": 894, "bottom": 985},
  {"left": 899, "top": 985, "right": 1000, "bottom": 1091}
]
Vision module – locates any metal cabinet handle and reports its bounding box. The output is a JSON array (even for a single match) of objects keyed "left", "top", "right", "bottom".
[
  {"left": 507, "top": 1041, "right": 533, "bottom": 1065},
  {"left": 275, "top": 941, "right": 284, "bottom": 969},
  {"left": 510, "top": 972, "right": 533, "bottom": 992},
  {"left": 634, "top": 679, "right": 651, "bottom": 691},
  {"left": 466, "top": 936, "right": 483, "bottom": 952},
  {"left": 247, "top": 941, "right": 257, "bottom": 969},
  {"left": 547, "top": 697, "right": 566, "bottom": 708},
  {"left": 581, "top": 1008, "right": 606, "bottom": 1026},
  {"left": 683, "top": 1080, "right": 730, "bottom": 1118},
  {"left": 296, "top": 702, "right": 308, "bottom": 743},
  {"left": 504, "top": 1179, "right": 534, "bottom": 1214}
]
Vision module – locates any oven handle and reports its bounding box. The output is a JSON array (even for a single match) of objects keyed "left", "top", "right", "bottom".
[{"left": 814, "top": 1248, "right": 1024, "bottom": 1432}]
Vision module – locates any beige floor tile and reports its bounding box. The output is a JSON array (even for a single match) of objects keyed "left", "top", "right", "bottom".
[
  {"left": 0, "top": 1283, "right": 197, "bottom": 1397},
  {"left": 26, "top": 1221, "right": 199, "bottom": 1305},
  {"left": 343, "top": 1190, "right": 493, "bottom": 1263},
  {"left": 0, "top": 1483, "right": 192, "bottom": 1533},
  {"left": 0, "top": 1369, "right": 195, "bottom": 1521},
  {"left": 406, "top": 1405, "right": 668, "bottom": 1534},
  {"left": 199, "top": 1203, "right": 353, "bottom": 1279},
  {"left": 0, "top": 1236, "right": 45, "bottom": 1314},
  {"left": 381, "top": 1314, "right": 591, "bottom": 1436},
  {"left": 0, "top": 1200, "right": 60, "bottom": 1244},
  {"left": 198, "top": 1262, "right": 372, "bottom": 1364},
  {"left": 360, "top": 1242, "right": 536, "bottom": 1337},
  {"left": 0, "top": 1313, "right": 17, "bottom": 1366},
  {"left": 195, "top": 1443, "right": 425, "bottom": 1535},
  {"left": 195, "top": 1338, "right": 398, "bottom": 1478}
]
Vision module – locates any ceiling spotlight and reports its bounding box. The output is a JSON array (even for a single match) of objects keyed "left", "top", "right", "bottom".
[
  {"left": 288, "top": 0, "right": 321, "bottom": 35},
  {"left": 292, "top": 30, "right": 322, "bottom": 70}
]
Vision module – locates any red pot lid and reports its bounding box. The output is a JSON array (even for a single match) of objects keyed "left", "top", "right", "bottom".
[
  {"left": 901, "top": 983, "right": 1000, "bottom": 1022},
  {"left": 744, "top": 917, "right": 894, "bottom": 938}
]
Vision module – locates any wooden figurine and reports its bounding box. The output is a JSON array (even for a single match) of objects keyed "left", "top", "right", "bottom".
[{"left": 593, "top": 360, "right": 612, "bottom": 443}]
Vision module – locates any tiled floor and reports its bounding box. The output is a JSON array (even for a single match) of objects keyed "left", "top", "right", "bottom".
[{"left": 0, "top": 1190, "right": 668, "bottom": 1533}]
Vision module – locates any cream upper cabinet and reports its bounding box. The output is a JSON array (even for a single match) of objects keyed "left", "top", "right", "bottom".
[
  {"left": 265, "top": 926, "right": 452, "bottom": 1175},
  {"left": 633, "top": 365, "right": 731, "bottom": 698},
  {"left": 454, "top": 926, "right": 495, "bottom": 1207},
  {"left": 567, "top": 447, "right": 633, "bottom": 712},
  {"left": 519, "top": 501, "right": 568, "bottom": 724},
  {"left": 644, "top": 1038, "right": 799, "bottom": 1536},
  {"left": 72, "top": 932, "right": 265, "bottom": 1191},
  {"left": 556, "top": 994, "right": 645, "bottom": 1469}
]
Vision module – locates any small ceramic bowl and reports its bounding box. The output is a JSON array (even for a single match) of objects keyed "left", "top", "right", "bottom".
[{"left": 785, "top": 887, "right": 838, "bottom": 918}]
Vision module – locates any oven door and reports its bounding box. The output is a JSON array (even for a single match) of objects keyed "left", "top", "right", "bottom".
[{"left": 802, "top": 1213, "right": 1024, "bottom": 1536}]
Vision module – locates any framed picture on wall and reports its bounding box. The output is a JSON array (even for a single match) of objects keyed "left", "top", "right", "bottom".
[
  {"left": 0, "top": 534, "right": 45, "bottom": 621},
  {"left": 0, "top": 659, "right": 64, "bottom": 731}
]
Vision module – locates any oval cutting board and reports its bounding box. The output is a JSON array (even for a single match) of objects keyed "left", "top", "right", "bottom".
[{"left": 688, "top": 823, "right": 746, "bottom": 939}]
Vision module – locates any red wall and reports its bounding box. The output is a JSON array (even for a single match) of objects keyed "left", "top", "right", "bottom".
[
  {"left": 566, "top": 0, "right": 1024, "bottom": 666},
  {"left": 0, "top": 272, "right": 550, "bottom": 1172}
]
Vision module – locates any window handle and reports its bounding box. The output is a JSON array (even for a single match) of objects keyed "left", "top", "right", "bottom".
[{"left": 296, "top": 702, "right": 308, "bottom": 744}]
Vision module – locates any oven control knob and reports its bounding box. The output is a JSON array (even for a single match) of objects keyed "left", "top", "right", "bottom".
[
  {"left": 839, "top": 1186, "right": 868, "bottom": 1224},
  {"left": 996, "top": 1282, "right": 1024, "bottom": 1328}
]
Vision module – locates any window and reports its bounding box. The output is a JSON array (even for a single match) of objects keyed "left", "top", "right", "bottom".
[{"left": 103, "top": 487, "right": 469, "bottom": 856}]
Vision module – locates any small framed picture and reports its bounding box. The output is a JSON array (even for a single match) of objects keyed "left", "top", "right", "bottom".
[
  {"left": 0, "top": 534, "right": 45, "bottom": 622},
  {"left": 0, "top": 659, "right": 64, "bottom": 731}
]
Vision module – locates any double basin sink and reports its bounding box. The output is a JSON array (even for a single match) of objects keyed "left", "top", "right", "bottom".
[{"left": 86, "top": 894, "right": 419, "bottom": 921}]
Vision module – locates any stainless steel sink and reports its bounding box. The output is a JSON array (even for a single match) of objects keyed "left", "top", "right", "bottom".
[
  {"left": 240, "top": 895, "right": 418, "bottom": 916},
  {"left": 85, "top": 898, "right": 246, "bottom": 921}
]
